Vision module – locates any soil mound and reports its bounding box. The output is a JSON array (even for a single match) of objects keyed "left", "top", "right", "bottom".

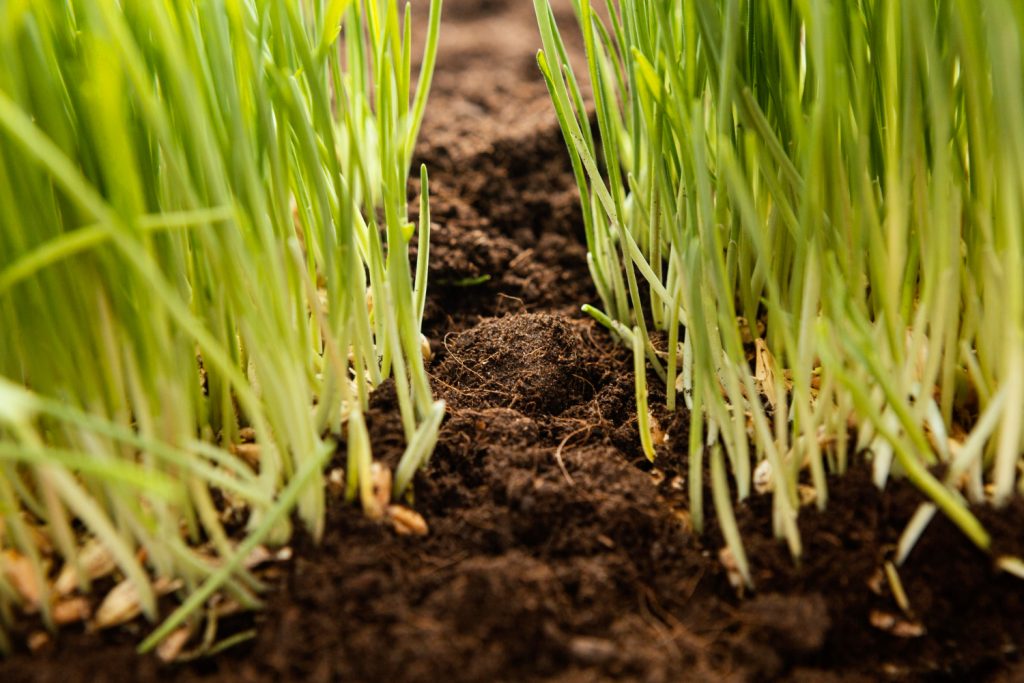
[{"left": 437, "top": 313, "right": 595, "bottom": 417}]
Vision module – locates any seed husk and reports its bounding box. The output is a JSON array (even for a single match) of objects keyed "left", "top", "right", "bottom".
[
  {"left": 869, "top": 610, "right": 926, "bottom": 638},
  {"left": 371, "top": 462, "right": 393, "bottom": 511},
  {"left": 54, "top": 538, "right": 116, "bottom": 596},
  {"left": 27, "top": 631, "right": 50, "bottom": 653},
  {"left": 2, "top": 550, "right": 42, "bottom": 612},
  {"left": 387, "top": 505, "right": 429, "bottom": 536},
  {"left": 420, "top": 334, "right": 434, "bottom": 364},
  {"left": 156, "top": 625, "right": 195, "bottom": 663},
  {"left": 93, "top": 577, "right": 182, "bottom": 630},
  {"left": 327, "top": 468, "right": 346, "bottom": 498},
  {"left": 53, "top": 596, "right": 92, "bottom": 625}
]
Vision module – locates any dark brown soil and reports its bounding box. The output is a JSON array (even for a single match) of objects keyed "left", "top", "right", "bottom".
[{"left": 4, "top": 1, "right": 1024, "bottom": 681}]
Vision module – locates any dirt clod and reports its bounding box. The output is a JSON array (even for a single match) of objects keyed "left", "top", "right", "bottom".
[{"left": 438, "top": 313, "right": 595, "bottom": 417}]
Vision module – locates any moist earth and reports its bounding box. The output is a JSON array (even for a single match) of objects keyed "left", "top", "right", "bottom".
[{"left": 3, "top": 1, "right": 1024, "bottom": 681}]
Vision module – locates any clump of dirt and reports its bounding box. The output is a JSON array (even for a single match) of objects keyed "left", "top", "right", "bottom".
[{"left": 436, "top": 313, "right": 595, "bottom": 417}]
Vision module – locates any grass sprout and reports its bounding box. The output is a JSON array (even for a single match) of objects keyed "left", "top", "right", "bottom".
[
  {"left": 536, "top": 0, "right": 1024, "bottom": 574},
  {"left": 0, "top": 0, "right": 443, "bottom": 650}
]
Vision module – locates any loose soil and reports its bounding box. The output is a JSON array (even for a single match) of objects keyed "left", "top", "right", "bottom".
[{"left": 4, "top": 1, "right": 1023, "bottom": 681}]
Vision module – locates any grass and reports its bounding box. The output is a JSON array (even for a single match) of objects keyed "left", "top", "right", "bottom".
[
  {"left": 536, "top": 0, "right": 1024, "bottom": 586},
  {"left": 0, "top": 0, "right": 442, "bottom": 652}
]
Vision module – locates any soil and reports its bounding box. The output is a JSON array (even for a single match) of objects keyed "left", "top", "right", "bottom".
[{"left": 4, "top": 1, "right": 1024, "bottom": 681}]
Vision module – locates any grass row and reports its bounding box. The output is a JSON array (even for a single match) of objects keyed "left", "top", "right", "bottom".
[
  {"left": 536, "top": 0, "right": 1024, "bottom": 586},
  {"left": 0, "top": 0, "right": 442, "bottom": 652}
]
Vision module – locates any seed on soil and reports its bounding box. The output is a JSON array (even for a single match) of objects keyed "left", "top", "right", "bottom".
[
  {"left": 327, "top": 468, "right": 346, "bottom": 497},
  {"left": 230, "top": 443, "right": 261, "bottom": 468},
  {"left": 26, "top": 631, "right": 50, "bottom": 653},
  {"left": 867, "top": 567, "right": 886, "bottom": 596},
  {"left": 996, "top": 555, "right": 1024, "bottom": 580},
  {"left": 869, "top": 610, "right": 926, "bottom": 638},
  {"left": 798, "top": 485, "right": 818, "bottom": 507},
  {"left": 55, "top": 538, "right": 116, "bottom": 595},
  {"left": 420, "top": 334, "right": 433, "bottom": 363},
  {"left": 2, "top": 550, "right": 42, "bottom": 612},
  {"left": 156, "top": 625, "right": 195, "bottom": 663},
  {"left": 93, "top": 577, "right": 182, "bottom": 630},
  {"left": 753, "top": 459, "right": 774, "bottom": 494},
  {"left": 239, "top": 544, "right": 291, "bottom": 573},
  {"left": 568, "top": 635, "right": 616, "bottom": 664},
  {"left": 719, "top": 547, "right": 745, "bottom": 593},
  {"left": 93, "top": 580, "right": 144, "bottom": 630},
  {"left": 371, "top": 462, "right": 393, "bottom": 511},
  {"left": 649, "top": 412, "right": 666, "bottom": 444},
  {"left": 53, "top": 597, "right": 92, "bottom": 625},
  {"left": 387, "top": 505, "right": 428, "bottom": 536}
]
